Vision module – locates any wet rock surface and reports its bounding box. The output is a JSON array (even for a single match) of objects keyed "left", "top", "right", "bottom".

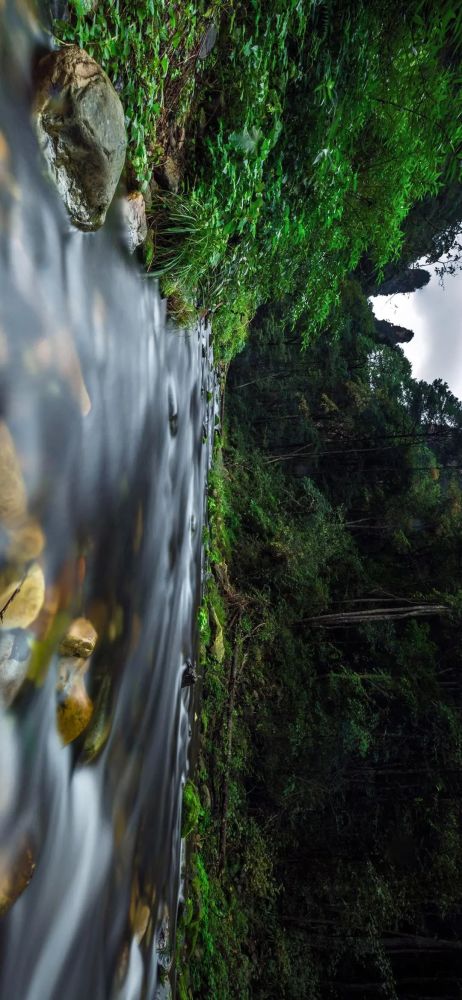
[
  {"left": 0, "top": 631, "right": 31, "bottom": 707},
  {"left": 0, "top": 563, "right": 45, "bottom": 631},
  {"left": 157, "top": 913, "right": 172, "bottom": 973},
  {"left": 153, "top": 155, "right": 181, "bottom": 195},
  {"left": 181, "top": 658, "right": 197, "bottom": 688},
  {"left": 32, "top": 46, "right": 127, "bottom": 230},
  {"left": 0, "top": 843, "right": 36, "bottom": 916},
  {"left": 56, "top": 655, "right": 93, "bottom": 744},
  {"left": 121, "top": 191, "right": 148, "bottom": 253},
  {"left": 155, "top": 983, "right": 173, "bottom": 1000},
  {"left": 59, "top": 617, "right": 98, "bottom": 659}
]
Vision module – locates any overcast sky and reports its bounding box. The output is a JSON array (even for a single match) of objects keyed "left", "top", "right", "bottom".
[{"left": 371, "top": 264, "right": 462, "bottom": 401}]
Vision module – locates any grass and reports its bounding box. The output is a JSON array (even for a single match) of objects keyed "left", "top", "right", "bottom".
[{"left": 54, "top": 0, "right": 228, "bottom": 187}]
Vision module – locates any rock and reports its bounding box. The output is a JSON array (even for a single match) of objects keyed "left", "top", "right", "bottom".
[
  {"left": 56, "top": 656, "right": 93, "bottom": 744},
  {"left": 157, "top": 913, "right": 172, "bottom": 972},
  {"left": 153, "top": 155, "right": 180, "bottom": 195},
  {"left": 59, "top": 617, "right": 98, "bottom": 658},
  {"left": 33, "top": 46, "right": 127, "bottom": 231},
  {"left": 0, "top": 422, "right": 27, "bottom": 529},
  {"left": 155, "top": 984, "right": 172, "bottom": 1000},
  {"left": 374, "top": 317, "right": 414, "bottom": 346},
  {"left": 0, "top": 631, "right": 29, "bottom": 707},
  {"left": 0, "top": 842, "right": 36, "bottom": 915},
  {"left": 121, "top": 191, "right": 147, "bottom": 253},
  {"left": 0, "top": 563, "right": 45, "bottom": 630},
  {"left": 81, "top": 675, "right": 112, "bottom": 762},
  {"left": 7, "top": 520, "right": 45, "bottom": 562},
  {"left": 181, "top": 659, "right": 197, "bottom": 688},
  {"left": 197, "top": 23, "right": 218, "bottom": 60},
  {"left": 168, "top": 385, "right": 178, "bottom": 436},
  {"left": 375, "top": 267, "right": 431, "bottom": 296},
  {"left": 133, "top": 901, "right": 150, "bottom": 944},
  {"left": 47, "top": 1, "right": 70, "bottom": 20}
]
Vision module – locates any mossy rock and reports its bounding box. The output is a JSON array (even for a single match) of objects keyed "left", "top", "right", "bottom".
[
  {"left": 181, "top": 780, "right": 201, "bottom": 839},
  {"left": 210, "top": 607, "right": 225, "bottom": 663}
]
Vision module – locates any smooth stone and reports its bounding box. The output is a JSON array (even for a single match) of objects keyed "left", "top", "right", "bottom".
[
  {"left": 0, "top": 421, "right": 27, "bottom": 529},
  {"left": 153, "top": 155, "right": 180, "bottom": 195},
  {"left": 7, "top": 519, "right": 45, "bottom": 562},
  {"left": 0, "top": 563, "right": 45, "bottom": 630},
  {"left": 33, "top": 46, "right": 127, "bottom": 231},
  {"left": 121, "top": 191, "right": 147, "bottom": 253},
  {"left": 0, "top": 843, "right": 35, "bottom": 915},
  {"left": 59, "top": 617, "right": 98, "bottom": 658},
  {"left": 197, "top": 23, "right": 218, "bottom": 60},
  {"left": 0, "top": 655, "right": 28, "bottom": 708},
  {"left": 0, "top": 634, "right": 26, "bottom": 707},
  {"left": 56, "top": 656, "right": 93, "bottom": 745},
  {"left": 133, "top": 901, "right": 150, "bottom": 943}
]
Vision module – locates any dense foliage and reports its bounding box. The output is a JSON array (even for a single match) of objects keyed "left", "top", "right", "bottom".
[
  {"left": 57, "top": 0, "right": 462, "bottom": 356},
  {"left": 185, "top": 280, "right": 462, "bottom": 999}
]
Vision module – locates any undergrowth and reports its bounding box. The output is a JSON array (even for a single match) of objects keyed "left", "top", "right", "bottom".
[{"left": 56, "top": 1, "right": 462, "bottom": 359}]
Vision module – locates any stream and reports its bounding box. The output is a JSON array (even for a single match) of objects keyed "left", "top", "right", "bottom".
[{"left": 0, "top": 4, "right": 216, "bottom": 997}]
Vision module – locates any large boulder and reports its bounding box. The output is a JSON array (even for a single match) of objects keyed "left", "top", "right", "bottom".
[{"left": 33, "top": 46, "right": 127, "bottom": 231}]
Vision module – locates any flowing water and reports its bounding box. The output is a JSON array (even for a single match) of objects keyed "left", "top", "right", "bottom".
[{"left": 0, "top": 4, "right": 216, "bottom": 996}]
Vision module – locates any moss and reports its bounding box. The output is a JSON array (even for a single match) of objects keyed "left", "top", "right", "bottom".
[{"left": 181, "top": 780, "right": 201, "bottom": 839}]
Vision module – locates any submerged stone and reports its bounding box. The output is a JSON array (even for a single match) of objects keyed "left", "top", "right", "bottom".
[
  {"left": 33, "top": 46, "right": 127, "bottom": 231},
  {"left": 7, "top": 520, "right": 45, "bottom": 562},
  {"left": 0, "top": 421, "right": 27, "bottom": 529},
  {"left": 121, "top": 191, "right": 147, "bottom": 253},
  {"left": 0, "top": 843, "right": 35, "bottom": 916},
  {"left": 56, "top": 656, "right": 93, "bottom": 744},
  {"left": 59, "top": 617, "right": 98, "bottom": 659},
  {"left": 0, "top": 633, "right": 29, "bottom": 707},
  {"left": 0, "top": 563, "right": 45, "bottom": 630},
  {"left": 133, "top": 901, "right": 150, "bottom": 944}
]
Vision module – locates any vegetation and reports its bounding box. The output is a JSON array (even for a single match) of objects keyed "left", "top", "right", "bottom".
[
  {"left": 181, "top": 780, "right": 201, "bottom": 839},
  {"left": 56, "top": 0, "right": 462, "bottom": 356},
  {"left": 55, "top": 0, "right": 226, "bottom": 185},
  {"left": 183, "top": 283, "right": 462, "bottom": 999}
]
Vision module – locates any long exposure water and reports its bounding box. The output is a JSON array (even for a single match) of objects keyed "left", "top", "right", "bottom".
[{"left": 0, "top": 4, "right": 216, "bottom": 997}]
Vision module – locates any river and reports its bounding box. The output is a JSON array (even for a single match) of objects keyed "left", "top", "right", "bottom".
[{"left": 0, "top": 3, "right": 215, "bottom": 997}]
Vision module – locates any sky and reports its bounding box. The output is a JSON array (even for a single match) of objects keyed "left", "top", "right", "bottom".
[{"left": 371, "top": 264, "right": 462, "bottom": 401}]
